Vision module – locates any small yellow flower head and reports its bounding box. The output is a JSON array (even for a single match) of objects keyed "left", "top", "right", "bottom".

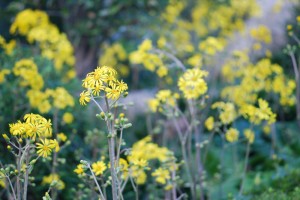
[
  {"left": 297, "top": 16, "right": 300, "bottom": 22},
  {"left": 118, "top": 158, "right": 129, "bottom": 179},
  {"left": 0, "top": 69, "right": 10, "bottom": 84},
  {"left": 199, "top": 37, "right": 224, "bottom": 55},
  {"left": 92, "top": 161, "right": 107, "bottom": 176},
  {"left": 178, "top": 68, "right": 208, "bottom": 99},
  {"left": 0, "top": 36, "right": 16, "bottom": 55},
  {"left": 79, "top": 91, "right": 91, "bottom": 106},
  {"left": 80, "top": 66, "right": 128, "bottom": 104},
  {"left": 250, "top": 25, "right": 272, "bottom": 44},
  {"left": 63, "top": 112, "right": 74, "bottom": 124},
  {"left": 74, "top": 164, "right": 85, "bottom": 175},
  {"left": 42, "top": 174, "right": 65, "bottom": 190},
  {"left": 138, "top": 39, "right": 152, "bottom": 52},
  {"left": 148, "top": 90, "right": 179, "bottom": 113},
  {"left": 263, "top": 125, "right": 271, "bottom": 135},
  {"left": 51, "top": 87, "right": 75, "bottom": 109},
  {"left": 13, "top": 59, "right": 44, "bottom": 90},
  {"left": 57, "top": 133, "right": 67, "bottom": 142},
  {"left": 287, "top": 25, "right": 293, "bottom": 31},
  {"left": 225, "top": 128, "right": 239, "bottom": 143},
  {"left": 244, "top": 129, "right": 255, "bottom": 144},
  {"left": 205, "top": 116, "right": 214, "bottom": 131},
  {"left": 152, "top": 168, "right": 171, "bottom": 184},
  {"left": 50, "top": 139, "right": 60, "bottom": 152},
  {"left": 131, "top": 159, "right": 148, "bottom": 168},
  {"left": 36, "top": 138, "right": 56, "bottom": 158},
  {"left": 212, "top": 102, "right": 237, "bottom": 125}
]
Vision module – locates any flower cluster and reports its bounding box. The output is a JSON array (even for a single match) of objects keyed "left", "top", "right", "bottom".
[
  {"left": 222, "top": 57, "right": 296, "bottom": 107},
  {"left": 98, "top": 43, "right": 129, "bottom": 77},
  {"left": 225, "top": 128, "right": 239, "bottom": 143},
  {"left": 240, "top": 98, "right": 276, "bottom": 125},
  {"left": 199, "top": 37, "right": 225, "bottom": 56},
  {"left": 8, "top": 113, "right": 52, "bottom": 140},
  {"left": 178, "top": 68, "right": 208, "bottom": 99},
  {"left": 10, "top": 9, "right": 75, "bottom": 76},
  {"left": 127, "top": 136, "right": 174, "bottom": 185},
  {"left": 129, "top": 39, "right": 168, "bottom": 77},
  {"left": 250, "top": 25, "right": 272, "bottom": 44},
  {"left": 80, "top": 65, "right": 128, "bottom": 105},
  {"left": 148, "top": 89, "right": 179, "bottom": 112},
  {"left": 27, "top": 87, "right": 74, "bottom": 114},
  {"left": 3, "top": 113, "right": 58, "bottom": 158},
  {"left": 13, "top": 59, "right": 44, "bottom": 90},
  {"left": 212, "top": 102, "right": 237, "bottom": 125}
]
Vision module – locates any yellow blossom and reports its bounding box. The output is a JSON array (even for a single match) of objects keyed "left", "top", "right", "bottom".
[
  {"left": 57, "top": 133, "right": 67, "bottom": 142},
  {"left": 92, "top": 161, "right": 107, "bottom": 176},
  {"left": 178, "top": 68, "right": 208, "bottom": 99},
  {"left": 152, "top": 168, "right": 171, "bottom": 184},
  {"left": 42, "top": 174, "right": 65, "bottom": 190},
  {"left": 205, "top": 117, "right": 214, "bottom": 131},
  {"left": 225, "top": 128, "right": 239, "bottom": 143},
  {"left": 36, "top": 139, "right": 56, "bottom": 158},
  {"left": 244, "top": 129, "right": 255, "bottom": 144},
  {"left": 74, "top": 164, "right": 85, "bottom": 175},
  {"left": 63, "top": 112, "right": 74, "bottom": 124}
]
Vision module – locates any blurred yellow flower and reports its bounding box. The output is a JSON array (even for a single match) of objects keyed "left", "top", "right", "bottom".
[
  {"left": 63, "top": 112, "right": 74, "bottom": 124},
  {"left": 92, "top": 161, "right": 107, "bottom": 176},
  {"left": 225, "top": 128, "right": 239, "bottom": 143}
]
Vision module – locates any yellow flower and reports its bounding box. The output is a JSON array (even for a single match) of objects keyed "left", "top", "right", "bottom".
[
  {"left": 9, "top": 121, "right": 26, "bottom": 137},
  {"left": 63, "top": 112, "right": 74, "bottom": 124},
  {"left": 105, "top": 84, "right": 121, "bottom": 100},
  {"left": 148, "top": 99, "right": 159, "bottom": 112},
  {"left": 199, "top": 37, "right": 224, "bottom": 55},
  {"left": 118, "top": 158, "right": 129, "bottom": 179},
  {"left": 138, "top": 39, "right": 152, "bottom": 52},
  {"left": 51, "top": 87, "right": 75, "bottom": 109},
  {"left": 152, "top": 168, "right": 171, "bottom": 184},
  {"left": 57, "top": 133, "right": 67, "bottom": 142},
  {"left": 225, "top": 128, "right": 239, "bottom": 143},
  {"left": 74, "top": 164, "right": 85, "bottom": 175},
  {"left": 36, "top": 139, "right": 55, "bottom": 158},
  {"left": 116, "top": 80, "right": 128, "bottom": 92},
  {"left": 131, "top": 159, "right": 148, "bottom": 168},
  {"left": 79, "top": 91, "right": 91, "bottom": 105},
  {"left": 92, "top": 161, "right": 107, "bottom": 176},
  {"left": 178, "top": 68, "right": 208, "bottom": 99},
  {"left": 212, "top": 102, "right": 237, "bottom": 125},
  {"left": 205, "top": 117, "right": 214, "bottom": 131},
  {"left": 244, "top": 129, "right": 255, "bottom": 144},
  {"left": 0, "top": 69, "right": 10, "bottom": 84},
  {"left": 50, "top": 139, "right": 60, "bottom": 152},
  {"left": 42, "top": 174, "right": 65, "bottom": 190}
]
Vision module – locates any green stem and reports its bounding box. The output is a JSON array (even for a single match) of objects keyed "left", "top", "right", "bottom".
[{"left": 239, "top": 142, "right": 251, "bottom": 196}]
